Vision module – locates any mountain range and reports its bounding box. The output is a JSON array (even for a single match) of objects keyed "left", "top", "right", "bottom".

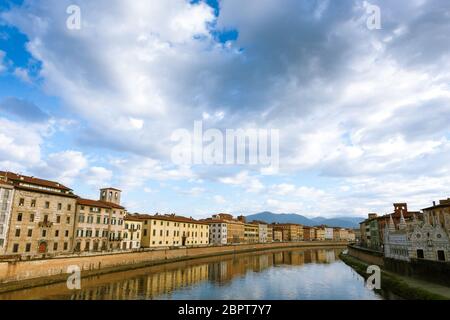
[{"left": 245, "top": 212, "right": 364, "bottom": 229}]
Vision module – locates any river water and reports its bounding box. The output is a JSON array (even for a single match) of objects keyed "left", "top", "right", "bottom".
[{"left": 0, "top": 247, "right": 387, "bottom": 300}]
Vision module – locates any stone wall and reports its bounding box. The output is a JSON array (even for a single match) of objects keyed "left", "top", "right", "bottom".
[
  {"left": 347, "top": 245, "right": 385, "bottom": 266},
  {"left": 0, "top": 241, "right": 347, "bottom": 292}
]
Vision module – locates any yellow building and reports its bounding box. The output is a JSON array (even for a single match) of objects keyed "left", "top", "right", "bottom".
[
  {"left": 0, "top": 171, "right": 77, "bottom": 258},
  {"left": 315, "top": 227, "right": 325, "bottom": 241},
  {"left": 272, "top": 224, "right": 303, "bottom": 241},
  {"left": 244, "top": 223, "right": 259, "bottom": 243},
  {"left": 122, "top": 216, "right": 143, "bottom": 250},
  {"left": 267, "top": 225, "right": 273, "bottom": 242},
  {"left": 273, "top": 230, "right": 283, "bottom": 242},
  {"left": 138, "top": 214, "right": 209, "bottom": 247}
]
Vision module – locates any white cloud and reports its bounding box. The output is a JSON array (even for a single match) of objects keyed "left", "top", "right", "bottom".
[
  {"left": 13, "top": 67, "right": 32, "bottom": 83},
  {"left": 219, "top": 171, "right": 265, "bottom": 193},
  {"left": 213, "top": 195, "right": 226, "bottom": 204}
]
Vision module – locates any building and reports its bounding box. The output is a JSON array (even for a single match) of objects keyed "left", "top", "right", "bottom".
[
  {"left": 250, "top": 221, "right": 269, "bottom": 243},
  {"left": 206, "top": 219, "right": 228, "bottom": 245},
  {"left": 324, "top": 227, "right": 334, "bottom": 240},
  {"left": 0, "top": 180, "right": 14, "bottom": 255},
  {"left": 267, "top": 224, "right": 273, "bottom": 242},
  {"left": 139, "top": 213, "right": 209, "bottom": 247},
  {"left": 122, "top": 216, "right": 143, "bottom": 250},
  {"left": 272, "top": 224, "right": 303, "bottom": 242},
  {"left": 273, "top": 230, "right": 283, "bottom": 242},
  {"left": 0, "top": 171, "right": 77, "bottom": 258},
  {"left": 244, "top": 223, "right": 259, "bottom": 243},
  {"left": 211, "top": 214, "right": 245, "bottom": 244},
  {"left": 303, "top": 226, "right": 315, "bottom": 241},
  {"left": 315, "top": 227, "right": 325, "bottom": 241},
  {"left": 74, "top": 188, "right": 126, "bottom": 253}
]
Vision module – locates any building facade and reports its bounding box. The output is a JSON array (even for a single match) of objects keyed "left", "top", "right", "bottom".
[
  {"left": 211, "top": 214, "right": 244, "bottom": 244},
  {"left": 324, "top": 227, "right": 334, "bottom": 240},
  {"left": 272, "top": 224, "right": 303, "bottom": 242},
  {"left": 244, "top": 223, "right": 259, "bottom": 243},
  {"left": 207, "top": 220, "right": 228, "bottom": 245},
  {"left": 139, "top": 214, "right": 209, "bottom": 248},
  {"left": 0, "top": 171, "right": 77, "bottom": 258},
  {"left": 0, "top": 180, "right": 14, "bottom": 255},
  {"left": 74, "top": 189, "right": 126, "bottom": 253},
  {"left": 122, "top": 217, "right": 143, "bottom": 250}
]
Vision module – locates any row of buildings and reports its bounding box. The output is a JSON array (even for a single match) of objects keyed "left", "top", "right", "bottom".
[
  {"left": 0, "top": 171, "right": 354, "bottom": 260},
  {"left": 202, "top": 214, "right": 355, "bottom": 245},
  {"left": 359, "top": 202, "right": 450, "bottom": 263}
]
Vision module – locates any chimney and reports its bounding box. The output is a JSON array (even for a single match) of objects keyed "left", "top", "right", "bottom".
[{"left": 433, "top": 201, "right": 436, "bottom": 206}]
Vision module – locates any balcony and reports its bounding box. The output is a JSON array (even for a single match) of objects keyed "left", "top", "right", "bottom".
[{"left": 38, "top": 221, "right": 53, "bottom": 228}]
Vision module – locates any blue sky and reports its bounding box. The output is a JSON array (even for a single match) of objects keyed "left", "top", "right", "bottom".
[{"left": 1, "top": 0, "right": 450, "bottom": 218}]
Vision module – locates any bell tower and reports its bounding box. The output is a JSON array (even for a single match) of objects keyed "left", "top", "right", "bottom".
[{"left": 100, "top": 188, "right": 122, "bottom": 205}]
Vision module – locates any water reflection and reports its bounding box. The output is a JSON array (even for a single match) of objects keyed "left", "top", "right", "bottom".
[{"left": 0, "top": 247, "right": 384, "bottom": 300}]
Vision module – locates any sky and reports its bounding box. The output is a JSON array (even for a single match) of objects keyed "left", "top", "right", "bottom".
[{"left": 0, "top": 0, "right": 450, "bottom": 219}]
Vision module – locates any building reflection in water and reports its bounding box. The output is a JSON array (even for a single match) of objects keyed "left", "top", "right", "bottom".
[{"left": 0, "top": 247, "right": 345, "bottom": 300}]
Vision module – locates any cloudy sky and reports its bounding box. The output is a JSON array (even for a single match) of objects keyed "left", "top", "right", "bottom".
[{"left": 0, "top": 0, "right": 449, "bottom": 218}]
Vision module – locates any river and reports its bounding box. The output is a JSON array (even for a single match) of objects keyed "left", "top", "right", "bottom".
[{"left": 0, "top": 247, "right": 389, "bottom": 300}]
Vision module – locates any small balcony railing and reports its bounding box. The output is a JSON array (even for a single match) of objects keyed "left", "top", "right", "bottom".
[{"left": 38, "top": 221, "right": 53, "bottom": 228}]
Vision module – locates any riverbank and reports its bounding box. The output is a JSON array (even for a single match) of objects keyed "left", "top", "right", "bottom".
[
  {"left": 0, "top": 241, "right": 347, "bottom": 294},
  {"left": 339, "top": 252, "right": 450, "bottom": 300}
]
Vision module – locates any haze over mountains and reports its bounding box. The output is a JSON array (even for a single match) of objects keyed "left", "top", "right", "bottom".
[{"left": 245, "top": 212, "right": 364, "bottom": 229}]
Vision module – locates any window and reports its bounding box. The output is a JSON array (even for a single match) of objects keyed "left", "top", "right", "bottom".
[
  {"left": 53, "top": 243, "right": 58, "bottom": 251},
  {"left": 31, "top": 200, "right": 36, "bottom": 207},
  {"left": 25, "top": 243, "right": 31, "bottom": 252},
  {"left": 15, "top": 229, "right": 20, "bottom": 237},
  {"left": 64, "top": 242, "right": 68, "bottom": 250},
  {"left": 417, "top": 249, "right": 424, "bottom": 259},
  {"left": 160, "top": 230, "right": 163, "bottom": 236},
  {"left": 67, "top": 204, "right": 72, "bottom": 211},
  {"left": 45, "top": 201, "right": 50, "bottom": 209},
  {"left": 58, "top": 203, "right": 62, "bottom": 210},
  {"left": 65, "top": 230, "right": 69, "bottom": 237},
  {"left": 13, "top": 244, "right": 19, "bottom": 253},
  {"left": 56, "top": 216, "right": 61, "bottom": 223},
  {"left": 30, "top": 214, "right": 35, "bottom": 222},
  {"left": 42, "top": 230, "right": 47, "bottom": 237},
  {"left": 55, "top": 230, "right": 59, "bottom": 237},
  {"left": 144, "top": 230, "right": 147, "bottom": 236},
  {"left": 19, "top": 198, "right": 24, "bottom": 206},
  {"left": 437, "top": 250, "right": 446, "bottom": 262},
  {"left": 66, "top": 217, "right": 71, "bottom": 224},
  {"left": 17, "top": 212, "right": 22, "bottom": 222},
  {"left": 97, "top": 216, "right": 101, "bottom": 224},
  {"left": 27, "top": 229, "right": 32, "bottom": 237}
]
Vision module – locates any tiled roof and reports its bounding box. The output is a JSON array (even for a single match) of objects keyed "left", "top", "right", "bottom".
[
  {"left": 77, "top": 198, "right": 125, "bottom": 210},
  {"left": 0, "top": 171, "right": 72, "bottom": 191},
  {"left": 135, "top": 213, "right": 209, "bottom": 225}
]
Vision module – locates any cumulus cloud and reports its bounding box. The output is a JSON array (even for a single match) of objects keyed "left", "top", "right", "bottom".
[{"left": 1, "top": 0, "right": 450, "bottom": 216}]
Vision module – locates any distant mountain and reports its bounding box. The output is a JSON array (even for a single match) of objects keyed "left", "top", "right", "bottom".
[{"left": 245, "top": 212, "right": 364, "bottom": 229}]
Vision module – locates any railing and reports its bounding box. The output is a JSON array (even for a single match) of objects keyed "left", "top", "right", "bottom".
[{"left": 38, "top": 221, "right": 53, "bottom": 228}]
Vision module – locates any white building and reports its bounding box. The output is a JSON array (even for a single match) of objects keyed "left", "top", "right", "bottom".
[
  {"left": 324, "top": 227, "right": 334, "bottom": 240},
  {"left": 257, "top": 223, "right": 268, "bottom": 243},
  {"left": 0, "top": 181, "right": 14, "bottom": 255},
  {"left": 384, "top": 210, "right": 450, "bottom": 262},
  {"left": 208, "top": 221, "right": 227, "bottom": 245}
]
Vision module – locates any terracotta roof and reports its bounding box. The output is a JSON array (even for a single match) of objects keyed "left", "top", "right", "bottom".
[
  {"left": 0, "top": 171, "right": 72, "bottom": 191},
  {"left": 77, "top": 198, "right": 125, "bottom": 210},
  {"left": 124, "top": 216, "right": 143, "bottom": 222},
  {"left": 100, "top": 187, "right": 122, "bottom": 192},
  {"left": 135, "top": 213, "right": 209, "bottom": 225}
]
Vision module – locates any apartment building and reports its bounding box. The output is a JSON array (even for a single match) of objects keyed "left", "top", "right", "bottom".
[
  {"left": 0, "top": 171, "right": 77, "bottom": 258},
  {"left": 74, "top": 188, "right": 126, "bottom": 252},
  {"left": 303, "top": 226, "right": 315, "bottom": 241},
  {"left": 315, "top": 227, "right": 325, "bottom": 241},
  {"left": 273, "top": 230, "right": 283, "bottom": 242},
  {"left": 324, "top": 227, "right": 334, "bottom": 240},
  {"left": 244, "top": 223, "right": 259, "bottom": 243},
  {"left": 210, "top": 214, "right": 245, "bottom": 244},
  {"left": 272, "top": 223, "right": 303, "bottom": 242},
  {"left": 205, "top": 219, "right": 228, "bottom": 245},
  {"left": 122, "top": 216, "right": 143, "bottom": 250},
  {"left": 139, "top": 214, "right": 209, "bottom": 248},
  {"left": 267, "top": 224, "right": 273, "bottom": 243},
  {"left": 0, "top": 180, "right": 14, "bottom": 255},
  {"left": 251, "top": 221, "right": 269, "bottom": 243}
]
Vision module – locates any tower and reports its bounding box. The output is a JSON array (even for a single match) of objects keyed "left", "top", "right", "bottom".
[{"left": 100, "top": 187, "right": 122, "bottom": 205}]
